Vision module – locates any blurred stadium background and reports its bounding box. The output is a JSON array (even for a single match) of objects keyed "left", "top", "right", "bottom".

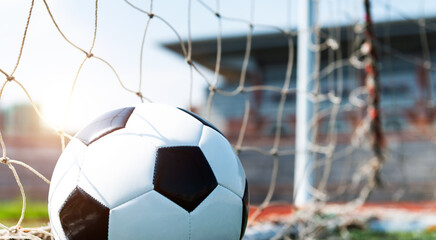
[{"left": 2, "top": 0, "right": 436, "bottom": 239}]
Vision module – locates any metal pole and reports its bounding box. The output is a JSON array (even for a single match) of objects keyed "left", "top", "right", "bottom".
[{"left": 294, "top": 0, "right": 315, "bottom": 208}]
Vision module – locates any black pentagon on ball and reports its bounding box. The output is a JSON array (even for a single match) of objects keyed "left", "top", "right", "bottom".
[
  {"left": 59, "top": 187, "right": 109, "bottom": 240},
  {"left": 240, "top": 180, "right": 249, "bottom": 240},
  {"left": 75, "top": 107, "right": 135, "bottom": 146},
  {"left": 177, "top": 107, "right": 224, "bottom": 137},
  {"left": 153, "top": 146, "right": 218, "bottom": 212}
]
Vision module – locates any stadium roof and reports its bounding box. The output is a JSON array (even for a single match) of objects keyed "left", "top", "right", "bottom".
[{"left": 163, "top": 17, "right": 436, "bottom": 82}]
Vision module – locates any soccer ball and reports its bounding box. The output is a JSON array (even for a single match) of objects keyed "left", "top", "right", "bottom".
[{"left": 48, "top": 103, "right": 249, "bottom": 240}]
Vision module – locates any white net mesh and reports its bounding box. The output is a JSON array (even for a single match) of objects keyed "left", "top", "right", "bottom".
[{"left": 0, "top": 0, "right": 435, "bottom": 239}]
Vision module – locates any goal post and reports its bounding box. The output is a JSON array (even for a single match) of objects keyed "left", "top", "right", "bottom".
[{"left": 294, "top": 0, "right": 316, "bottom": 208}]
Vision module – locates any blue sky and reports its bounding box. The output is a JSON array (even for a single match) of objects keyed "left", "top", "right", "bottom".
[{"left": 0, "top": 0, "right": 435, "bottom": 131}]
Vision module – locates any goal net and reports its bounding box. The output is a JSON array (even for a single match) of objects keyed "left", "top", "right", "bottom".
[{"left": 0, "top": 0, "right": 435, "bottom": 239}]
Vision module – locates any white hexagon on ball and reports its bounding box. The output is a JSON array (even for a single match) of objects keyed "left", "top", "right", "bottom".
[{"left": 48, "top": 103, "right": 249, "bottom": 240}]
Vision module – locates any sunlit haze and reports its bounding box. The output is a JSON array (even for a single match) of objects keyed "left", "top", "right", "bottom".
[{"left": 0, "top": 0, "right": 435, "bottom": 131}]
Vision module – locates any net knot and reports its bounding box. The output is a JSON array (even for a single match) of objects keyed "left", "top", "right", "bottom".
[
  {"left": 208, "top": 85, "right": 216, "bottom": 93},
  {"left": 270, "top": 148, "right": 278, "bottom": 157},
  {"left": 0, "top": 157, "right": 10, "bottom": 165},
  {"left": 236, "top": 85, "right": 244, "bottom": 93},
  {"left": 9, "top": 225, "right": 21, "bottom": 234},
  {"left": 136, "top": 91, "right": 143, "bottom": 98},
  {"left": 6, "top": 76, "right": 14, "bottom": 82},
  {"left": 283, "top": 30, "right": 291, "bottom": 37},
  {"left": 326, "top": 38, "right": 339, "bottom": 50},
  {"left": 86, "top": 52, "right": 94, "bottom": 58},
  {"left": 215, "top": 12, "right": 221, "bottom": 18},
  {"left": 234, "top": 146, "right": 241, "bottom": 154},
  {"left": 56, "top": 129, "right": 64, "bottom": 136},
  {"left": 148, "top": 13, "right": 154, "bottom": 19},
  {"left": 186, "top": 58, "right": 193, "bottom": 65}
]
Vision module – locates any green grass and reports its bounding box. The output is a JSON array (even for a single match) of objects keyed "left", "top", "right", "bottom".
[
  {"left": 347, "top": 230, "right": 436, "bottom": 240},
  {"left": 0, "top": 199, "right": 48, "bottom": 227},
  {"left": 0, "top": 203, "right": 435, "bottom": 239}
]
